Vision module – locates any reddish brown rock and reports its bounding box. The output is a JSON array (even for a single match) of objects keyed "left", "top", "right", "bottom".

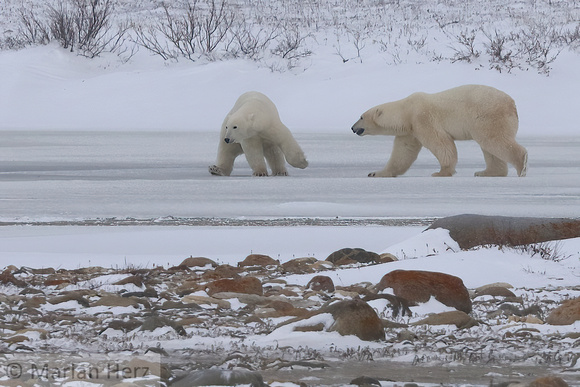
[
  {"left": 206, "top": 276, "right": 263, "bottom": 296},
  {"left": 180, "top": 257, "right": 218, "bottom": 268},
  {"left": 238, "top": 254, "right": 279, "bottom": 267},
  {"left": 281, "top": 257, "right": 318, "bottom": 274},
  {"left": 201, "top": 265, "right": 241, "bottom": 281},
  {"left": 546, "top": 298, "right": 580, "bottom": 325},
  {"left": 412, "top": 310, "right": 478, "bottom": 329},
  {"left": 529, "top": 376, "right": 569, "bottom": 387},
  {"left": 376, "top": 269, "right": 472, "bottom": 313},
  {"left": 0, "top": 269, "right": 26, "bottom": 287},
  {"left": 324, "top": 299, "right": 385, "bottom": 341},
  {"left": 306, "top": 275, "right": 335, "bottom": 292}
]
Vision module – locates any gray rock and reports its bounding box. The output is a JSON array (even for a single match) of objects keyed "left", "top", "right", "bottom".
[
  {"left": 426, "top": 214, "right": 580, "bottom": 249},
  {"left": 171, "top": 369, "right": 265, "bottom": 386}
]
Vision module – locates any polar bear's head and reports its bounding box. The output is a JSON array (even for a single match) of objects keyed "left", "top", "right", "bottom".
[
  {"left": 351, "top": 107, "right": 385, "bottom": 136},
  {"left": 223, "top": 111, "right": 258, "bottom": 144}
]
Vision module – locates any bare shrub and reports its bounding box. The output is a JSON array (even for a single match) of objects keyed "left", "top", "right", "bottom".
[
  {"left": 17, "top": 0, "right": 128, "bottom": 58},
  {"left": 515, "top": 241, "right": 571, "bottom": 263},
  {"left": 483, "top": 29, "right": 519, "bottom": 73},
  {"left": 19, "top": 6, "right": 51, "bottom": 45},
  {"left": 271, "top": 23, "right": 312, "bottom": 62},
  {"left": 132, "top": 0, "right": 236, "bottom": 61},
  {"left": 516, "top": 22, "right": 564, "bottom": 74},
  {"left": 449, "top": 29, "right": 480, "bottom": 63},
  {"left": 47, "top": 1, "right": 76, "bottom": 50},
  {"left": 198, "top": 0, "right": 235, "bottom": 56},
  {"left": 229, "top": 22, "right": 279, "bottom": 60}
]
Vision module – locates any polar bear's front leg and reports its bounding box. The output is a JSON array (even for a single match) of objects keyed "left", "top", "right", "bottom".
[
  {"left": 209, "top": 139, "right": 243, "bottom": 176},
  {"left": 420, "top": 132, "right": 458, "bottom": 177},
  {"left": 369, "top": 135, "right": 422, "bottom": 177},
  {"left": 241, "top": 137, "right": 269, "bottom": 176}
]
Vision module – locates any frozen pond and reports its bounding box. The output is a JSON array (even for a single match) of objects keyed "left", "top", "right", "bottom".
[{"left": 0, "top": 131, "right": 578, "bottom": 221}]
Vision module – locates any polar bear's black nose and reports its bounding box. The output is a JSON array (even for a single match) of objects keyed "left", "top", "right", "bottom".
[
  {"left": 352, "top": 127, "right": 365, "bottom": 135},
  {"left": 224, "top": 138, "right": 231, "bottom": 144}
]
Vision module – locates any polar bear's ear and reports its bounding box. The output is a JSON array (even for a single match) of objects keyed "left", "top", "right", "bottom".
[
  {"left": 372, "top": 108, "right": 383, "bottom": 124},
  {"left": 248, "top": 113, "right": 255, "bottom": 123}
]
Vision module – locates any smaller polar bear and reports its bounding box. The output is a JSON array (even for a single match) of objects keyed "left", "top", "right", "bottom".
[
  {"left": 209, "top": 91, "right": 308, "bottom": 177},
  {"left": 351, "top": 85, "right": 528, "bottom": 177}
]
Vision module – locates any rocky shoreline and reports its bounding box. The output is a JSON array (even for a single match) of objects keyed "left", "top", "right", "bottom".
[{"left": 0, "top": 216, "right": 579, "bottom": 386}]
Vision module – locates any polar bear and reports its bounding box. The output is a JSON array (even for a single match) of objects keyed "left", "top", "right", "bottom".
[
  {"left": 351, "top": 85, "right": 528, "bottom": 177},
  {"left": 209, "top": 91, "right": 308, "bottom": 177}
]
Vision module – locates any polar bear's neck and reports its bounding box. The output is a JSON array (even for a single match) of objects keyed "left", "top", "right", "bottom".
[{"left": 377, "top": 99, "right": 412, "bottom": 135}]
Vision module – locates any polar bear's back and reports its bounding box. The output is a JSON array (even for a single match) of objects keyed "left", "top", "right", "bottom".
[
  {"left": 414, "top": 84, "right": 518, "bottom": 141},
  {"left": 230, "top": 91, "right": 280, "bottom": 118}
]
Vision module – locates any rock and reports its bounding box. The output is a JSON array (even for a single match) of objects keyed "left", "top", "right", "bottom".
[
  {"left": 29, "top": 267, "right": 56, "bottom": 275},
  {"left": 306, "top": 275, "right": 335, "bottom": 292},
  {"left": 206, "top": 276, "right": 263, "bottom": 296},
  {"left": 324, "top": 299, "right": 385, "bottom": 341},
  {"left": 238, "top": 254, "right": 279, "bottom": 267},
  {"left": 350, "top": 376, "right": 382, "bottom": 386},
  {"left": 426, "top": 214, "right": 580, "bottom": 249},
  {"left": 326, "top": 248, "right": 380, "bottom": 266},
  {"left": 122, "top": 287, "right": 158, "bottom": 298},
  {"left": 475, "top": 282, "right": 514, "bottom": 293},
  {"left": 159, "top": 300, "right": 202, "bottom": 311},
  {"left": 113, "top": 275, "right": 144, "bottom": 287},
  {"left": 529, "top": 376, "right": 569, "bottom": 387},
  {"left": 93, "top": 295, "right": 140, "bottom": 308},
  {"left": 293, "top": 322, "right": 325, "bottom": 332},
  {"left": 378, "top": 253, "right": 398, "bottom": 263},
  {"left": 182, "top": 294, "right": 231, "bottom": 309},
  {"left": 0, "top": 269, "right": 26, "bottom": 287},
  {"left": 171, "top": 369, "right": 265, "bottom": 387},
  {"left": 140, "top": 315, "right": 185, "bottom": 336},
  {"left": 412, "top": 310, "right": 478, "bottom": 329},
  {"left": 546, "top": 298, "right": 580, "bottom": 325},
  {"left": 103, "top": 319, "right": 142, "bottom": 333},
  {"left": 474, "top": 286, "right": 517, "bottom": 298},
  {"left": 201, "top": 264, "right": 241, "bottom": 281},
  {"left": 48, "top": 292, "right": 90, "bottom": 307},
  {"left": 22, "top": 296, "right": 47, "bottom": 308},
  {"left": 180, "top": 256, "right": 218, "bottom": 268},
  {"left": 280, "top": 257, "right": 318, "bottom": 274},
  {"left": 376, "top": 269, "right": 472, "bottom": 313},
  {"left": 507, "top": 315, "right": 544, "bottom": 324}
]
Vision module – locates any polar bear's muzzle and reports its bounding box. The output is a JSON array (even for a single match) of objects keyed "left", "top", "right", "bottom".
[{"left": 352, "top": 127, "right": 365, "bottom": 136}]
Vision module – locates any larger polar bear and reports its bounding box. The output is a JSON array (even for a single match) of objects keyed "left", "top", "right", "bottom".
[
  {"left": 209, "top": 91, "right": 308, "bottom": 177},
  {"left": 351, "top": 85, "right": 528, "bottom": 177}
]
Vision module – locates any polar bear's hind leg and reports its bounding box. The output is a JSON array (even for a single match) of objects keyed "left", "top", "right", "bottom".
[
  {"left": 264, "top": 143, "right": 288, "bottom": 176},
  {"left": 475, "top": 150, "right": 508, "bottom": 177},
  {"left": 241, "top": 138, "right": 269, "bottom": 176}
]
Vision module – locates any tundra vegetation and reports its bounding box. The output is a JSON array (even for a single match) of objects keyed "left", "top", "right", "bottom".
[{"left": 0, "top": 0, "right": 578, "bottom": 73}]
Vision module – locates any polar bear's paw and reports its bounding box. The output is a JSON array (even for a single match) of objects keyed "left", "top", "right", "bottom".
[
  {"left": 209, "top": 165, "right": 225, "bottom": 176},
  {"left": 368, "top": 171, "right": 396, "bottom": 177},
  {"left": 273, "top": 171, "right": 289, "bottom": 176},
  {"left": 252, "top": 171, "right": 269, "bottom": 177}
]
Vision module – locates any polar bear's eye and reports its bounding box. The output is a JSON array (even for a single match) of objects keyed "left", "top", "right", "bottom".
[{"left": 233, "top": 126, "right": 238, "bottom": 129}]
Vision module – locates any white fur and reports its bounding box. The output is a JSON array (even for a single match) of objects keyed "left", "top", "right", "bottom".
[
  {"left": 351, "top": 85, "right": 528, "bottom": 177},
  {"left": 209, "top": 91, "right": 308, "bottom": 177}
]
